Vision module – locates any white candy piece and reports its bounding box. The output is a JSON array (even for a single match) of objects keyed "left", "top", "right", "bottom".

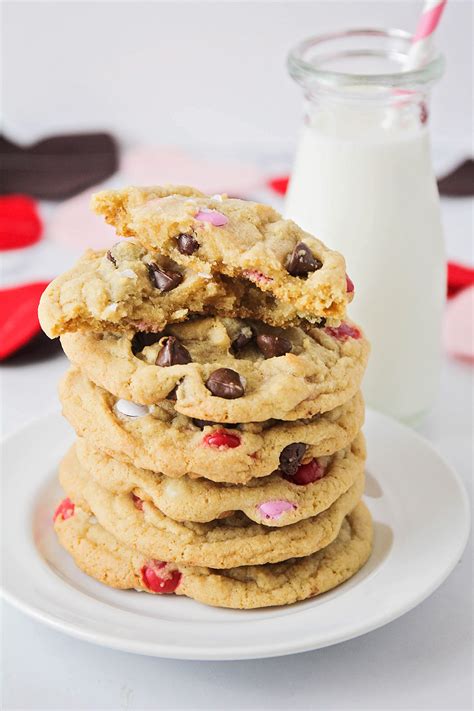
[
  {"left": 211, "top": 193, "right": 224, "bottom": 201},
  {"left": 115, "top": 399, "right": 149, "bottom": 418},
  {"left": 117, "top": 269, "right": 137, "bottom": 279}
]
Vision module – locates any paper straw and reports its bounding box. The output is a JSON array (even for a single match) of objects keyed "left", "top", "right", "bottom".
[{"left": 404, "top": 0, "right": 447, "bottom": 71}]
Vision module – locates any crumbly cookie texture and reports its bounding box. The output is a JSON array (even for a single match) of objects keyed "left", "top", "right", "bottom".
[
  {"left": 54, "top": 501, "right": 373, "bottom": 609},
  {"left": 39, "top": 241, "right": 329, "bottom": 337},
  {"left": 60, "top": 367, "right": 365, "bottom": 483},
  {"left": 91, "top": 185, "right": 352, "bottom": 323},
  {"left": 39, "top": 242, "right": 232, "bottom": 338},
  {"left": 75, "top": 433, "right": 365, "bottom": 526},
  {"left": 61, "top": 316, "right": 369, "bottom": 423},
  {"left": 59, "top": 446, "right": 365, "bottom": 568}
]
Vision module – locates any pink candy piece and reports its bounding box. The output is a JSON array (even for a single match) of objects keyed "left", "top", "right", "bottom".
[
  {"left": 346, "top": 274, "right": 355, "bottom": 294},
  {"left": 242, "top": 269, "right": 273, "bottom": 285},
  {"left": 257, "top": 500, "right": 296, "bottom": 520},
  {"left": 195, "top": 208, "right": 228, "bottom": 227},
  {"left": 324, "top": 322, "right": 361, "bottom": 341}
]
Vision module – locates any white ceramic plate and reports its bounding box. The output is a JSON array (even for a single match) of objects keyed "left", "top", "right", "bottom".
[{"left": 1, "top": 409, "right": 470, "bottom": 660}]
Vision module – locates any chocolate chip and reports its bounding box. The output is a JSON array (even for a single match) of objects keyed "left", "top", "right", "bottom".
[
  {"left": 106, "top": 250, "right": 116, "bottom": 266},
  {"left": 166, "top": 385, "right": 178, "bottom": 401},
  {"left": 256, "top": 334, "right": 292, "bottom": 359},
  {"left": 231, "top": 327, "right": 255, "bottom": 354},
  {"left": 156, "top": 337, "right": 192, "bottom": 366},
  {"left": 131, "top": 332, "right": 162, "bottom": 356},
  {"left": 279, "top": 442, "right": 307, "bottom": 476},
  {"left": 148, "top": 263, "right": 183, "bottom": 292},
  {"left": 205, "top": 368, "right": 245, "bottom": 399},
  {"left": 286, "top": 242, "right": 322, "bottom": 277},
  {"left": 177, "top": 233, "right": 199, "bottom": 255}
]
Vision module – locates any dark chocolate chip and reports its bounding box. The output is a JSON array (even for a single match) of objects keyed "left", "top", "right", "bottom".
[
  {"left": 177, "top": 233, "right": 200, "bottom": 255},
  {"left": 166, "top": 385, "right": 178, "bottom": 401},
  {"left": 205, "top": 368, "right": 245, "bottom": 399},
  {"left": 148, "top": 263, "right": 183, "bottom": 292},
  {"left": 279, "top": 442, "right": 307, "bottom": 476},
  {"left": 106, "top": 250, "right": 117, "bottom": 266},
  {"left": 156, "top": 337, "right": 192, "bottom": 366},
  {"left": 256, "top": 334, "right": 292, "bottom": 359},
  {"left": 131, "top": 332, "right": 162, "bottom": 356},
  {"left": 286, "top": 242, "right": 322, "bottom": 277},
  {"left": 231, "top": 327, "right": 255, "bottom": 353}
]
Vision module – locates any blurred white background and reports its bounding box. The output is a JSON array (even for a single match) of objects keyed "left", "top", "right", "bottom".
[{"left": 3, "top": 0, "right": 473, "bottom": 152}]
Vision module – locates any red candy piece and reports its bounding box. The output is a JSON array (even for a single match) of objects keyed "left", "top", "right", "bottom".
[
  {"left": 286, "top": 459, "right": 326, "bottom": 486},
  {"left": 0, "top": 195, "right": 43, "bottom": 251},
  {"left": 202, "top": 429, "right": 241, "bottom": 449},
  {"left": 53, "top": 497, "right": 75, "bottom": 522},
  {"left": 132, "top": 493, "right": 144, "bottom": 511},
  {"left": 346, "top": 274, "right": 355, "bottom": 294},
  {"left": 0, "top": 281, "right": 50, "bottom": 360},
  {"left": 324, "top": 322, "right": 361, "bottom": 341},
  {"left": 141, "top": 560, "right": 182, "bottom": 594},
  {"left": 267, "top": 176, "right": 290, "bottom": 195}
]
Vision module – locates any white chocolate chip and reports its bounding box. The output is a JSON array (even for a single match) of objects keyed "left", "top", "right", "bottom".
[
  {"left": 103, "top": 302, "right": 119, "bottom": 316},
  {"left": 211, "top": 194, "right": 224, "bottom": 201},
  {"left": 117, "top": 269, "right": 137, "bottom": 279},
  {"left": 115, "top": 399, "right": 149, "bottom": 418}
]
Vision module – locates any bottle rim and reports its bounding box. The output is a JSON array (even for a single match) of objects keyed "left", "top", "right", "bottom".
[{"left": 288, "top": 28, "right": 445, "bottom": 89}]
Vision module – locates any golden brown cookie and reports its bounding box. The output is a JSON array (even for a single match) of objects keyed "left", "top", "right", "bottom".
[
  {"left": 74, "top": 433, "right": 366, "bottom": 526},
  {"left": 60, "top": 315, "right": 369, "bottom": 422},
  {"left": 59, "top": 445, "right": 365, "bottom": 568},
  {"left": 60, "top": 368, "right": 365, "bottom": 483},
  {"left": 39, "top": 241, "right": 330, "bottom": 337},
  {"left": 54, "top": 499, "right": 373, "bottom": 609},
  {"left": 91, "top": 185, "right": 353, "bottom": 323}
]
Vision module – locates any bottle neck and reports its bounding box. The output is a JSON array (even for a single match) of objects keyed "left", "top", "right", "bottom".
[{"left": 303, "top": 84, "right": 432, "bottom": 138}]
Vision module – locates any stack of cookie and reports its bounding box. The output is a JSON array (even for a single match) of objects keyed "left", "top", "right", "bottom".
[{"left": 39, "top": 186, "right": 372, "bottom": 609}]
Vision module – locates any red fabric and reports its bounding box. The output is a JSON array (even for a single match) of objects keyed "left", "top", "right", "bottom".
[
  {"left": 0, "top": 281, "right": 50, "bottom": 359},
  {"left": 267, "top": 176, "right": 289, "bottom": 195},
  {"left": 447, "top": 262, "right": 474, "bottom": 298},
  {"left": 0, "top": 195, "right": 43, "bottom": 250}
]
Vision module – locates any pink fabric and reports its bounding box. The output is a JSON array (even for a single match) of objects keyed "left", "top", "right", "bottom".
[
  {"left": 443, "top": 286, "right": 474, "bottom": 363},
  {"left": 49, "top": 188, "right": 117, "bottom": 250},
  {"left": 122, "top": 146, "right": 263, "bottom": 195}
]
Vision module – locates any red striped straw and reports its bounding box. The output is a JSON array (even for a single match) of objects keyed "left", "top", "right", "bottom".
[{"left": 405, "top": 0, "right": 447, "bottom": 70}]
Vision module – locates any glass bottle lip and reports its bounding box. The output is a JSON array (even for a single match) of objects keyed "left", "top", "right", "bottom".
[{"left": 288, "top": 28, "right": 445, "bottom": 90}]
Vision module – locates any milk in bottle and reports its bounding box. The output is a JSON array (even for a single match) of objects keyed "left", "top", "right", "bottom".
[{"left": 286, "top": 30, "right": 445, "bottom": 422}]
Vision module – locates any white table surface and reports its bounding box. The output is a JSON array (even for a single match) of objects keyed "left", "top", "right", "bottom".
[{"left": 1, "top": 155, "right": 473, "bottom": 710}]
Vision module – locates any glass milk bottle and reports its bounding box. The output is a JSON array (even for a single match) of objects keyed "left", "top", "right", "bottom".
[{"left": 286, "top": 29, "right": 445, "bottom": 423}]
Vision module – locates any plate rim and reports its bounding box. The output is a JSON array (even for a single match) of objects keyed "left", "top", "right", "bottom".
[{"left": 1, "top": 408, "right": 471, "bottom": 660}]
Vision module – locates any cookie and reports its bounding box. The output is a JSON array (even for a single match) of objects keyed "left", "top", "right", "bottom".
[
  {"left": 59, "top": 446, "right": 365, "bottom": 568},
  {"left": 60, "top": 368, "right": 365, "bottom": 483},
  {"left": 91, "top": 185, "right": 353, "bottom": 323},
  {"left": 54, "top": 500, "right": 373, "bottom": 609},
  {"left": 39, "top": 241, "right": 232, "bottom": 338},
  {"left": 39, "top": 241, "right": 329, "bottom": 338},
  {"left": 75, "top": 432, "right": 366, "bottom": 526},
  {"left": 61, "top": 316, "right": 369, "bottom": 422}
]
